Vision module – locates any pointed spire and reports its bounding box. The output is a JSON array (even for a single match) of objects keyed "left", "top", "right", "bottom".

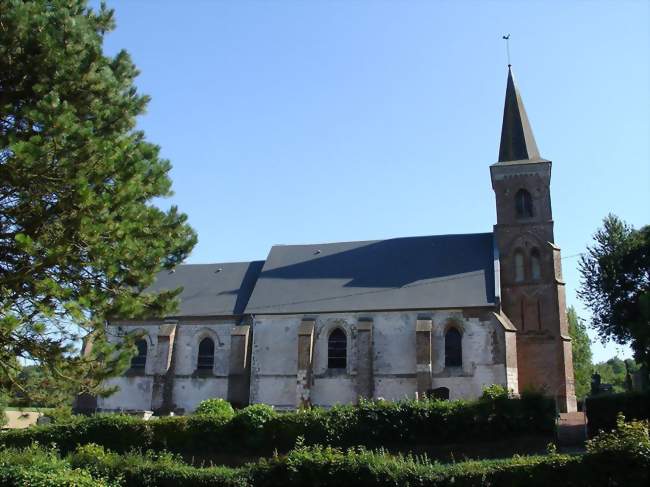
[{"left": 498, "top": 67, "right": 542, "bottom": 163}]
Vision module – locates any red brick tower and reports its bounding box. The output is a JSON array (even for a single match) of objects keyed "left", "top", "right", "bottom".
[{"left": 491, "top": 67, "right": 577, "bottom": 412}]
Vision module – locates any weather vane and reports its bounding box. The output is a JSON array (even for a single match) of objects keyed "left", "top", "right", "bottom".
[{"left": 502, "top": 34, "right": 511, "bottom": 67}]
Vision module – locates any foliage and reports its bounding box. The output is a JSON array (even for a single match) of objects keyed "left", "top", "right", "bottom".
[
  {"left": 586, "top": 413, "right": 650, "bottom": 458},
  {"left": 0, "top": 396, "right": 556, "bottom": 456},
  {"left": 480, "top": 383, "right": 510, "bottom": 401},
  {"left": 194, "top": 398, "right": 235, "bottom": 420},
  {"left": 579, "top": 215, "right": 650, "bottom": 369},
  {"left": 1, "top": 419, "right": 649, "bottom": 487},
  {"left": 45, "top": 405, "right": 77, "bottom": 424},
  {"left": 585, "top": 391, "right": 650, "bottom": 436},
  {"left": 68, "top": 443, "right": 245, "bottom": 487},
  {"left": 0, "top": 0, "right": 197, "bottom": 400},
  {"left": 233, "top": 404, "right": 276, "bottom": 431},
  {"left": 0, "top": 389, "right": 7, "bottom": 427},
  {"left": 4, "top": 364, "right": 75, "bottom": 408},
  {"left": 567, "top": 307, "right": 593, "bottom": 398},
  {"left": 593, "top": 356, "right": 641, "bottom": 393},
  {"left": 0, "top": 443, "right": 118, "bottom": 486}
]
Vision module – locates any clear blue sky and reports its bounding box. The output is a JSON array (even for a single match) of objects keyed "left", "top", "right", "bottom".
[{"left": 98, "top": 1, "right": 649, "bottom": 363}]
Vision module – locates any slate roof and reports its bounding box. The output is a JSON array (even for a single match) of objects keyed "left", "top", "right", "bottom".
[
  {"left": 497, "top": 67, "right": 547, "bottom": 164},
  {"left": 146, "top": 261, "right": 264, "bottom": 317},
  {"left": 244, "top": 233, "right": 497, "bottom": 314}
]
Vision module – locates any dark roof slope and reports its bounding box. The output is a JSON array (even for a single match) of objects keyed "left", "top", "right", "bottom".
[
  {"left": 245, "top": 233, "right": 497, "bottom": 314},
  {"left": 147, "top": 261, "right": 264, "bottom": 317}
]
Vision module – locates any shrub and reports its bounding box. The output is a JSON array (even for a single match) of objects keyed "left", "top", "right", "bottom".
[
  {"left": 234, "top": 404, "right": 276, "bottom": 430},
  {"left": 68, "top": 444, "right": 246, "bottom": 487},
  {"left": 586, "top": 413, "right": 650, "bottom": 458},
  {"left": 2, "top": 436, "right": 649, "bottom": 487},
  {"left": 249, "top": 443, "right": 649, "bottom": 487},
  {"left": 194, "top": 398, "right": 235, "bottom": 420},
  {"left": 46, "top": 405, "right": 78, "bottom": 424},
  {"left": 0, "top": 444, "right": 118, "bottom": 486},
  {"left": 0, "top": 396, "right": 556, "bottom": 456},
  {"left": 585, "top": 391, "right": 650, "bottom": 436},
  {"left": 481, "top": 383, "right": 510, "bottom": 401}
]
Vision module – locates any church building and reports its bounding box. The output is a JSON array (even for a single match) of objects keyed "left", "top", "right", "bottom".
[{"left": 98, "top": 68, "right": 577, "bottom": 414}]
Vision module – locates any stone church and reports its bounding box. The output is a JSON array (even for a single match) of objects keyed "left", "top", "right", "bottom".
[{"left": 98, "top": 68, "right": 577, "bottom": 414}]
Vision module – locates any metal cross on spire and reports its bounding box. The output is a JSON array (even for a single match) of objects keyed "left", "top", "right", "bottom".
[{"left": 502, "top": 34, "right": 511, "bottom": 67}]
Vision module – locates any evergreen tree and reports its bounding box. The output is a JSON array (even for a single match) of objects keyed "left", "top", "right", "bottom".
[
  {"left": 0, "top": 0, "right": 197, "bottom": 401},
  {"left": 567, "top": 306, "right": 593, "bottom": 398}
]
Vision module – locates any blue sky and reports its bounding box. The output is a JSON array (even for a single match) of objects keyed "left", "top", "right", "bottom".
[{"left": 98, "top": 1, "right": 649, "bottom": 363}]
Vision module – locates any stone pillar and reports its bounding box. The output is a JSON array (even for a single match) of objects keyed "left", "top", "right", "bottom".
[
  {"left": 296, "top": 318, "right": 316, "bottom": 408},
  {"left": 415, "top": 318, "right": 433, "bottom": 399},
  {"left": 356, "top": 318, "right": 374, "bottom": 400},
  {"left": 151, "top": 322, "right": 177, "bottom": 413},
  {"left": 227, "top": 325, "right": 252, "bottom": 408}
]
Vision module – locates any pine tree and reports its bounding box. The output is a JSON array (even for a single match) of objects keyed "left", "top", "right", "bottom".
[{"left": 0, "top": 0, "right": 197, "bottom": 401}]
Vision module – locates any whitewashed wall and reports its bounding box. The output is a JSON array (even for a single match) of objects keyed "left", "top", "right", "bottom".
[
  {"left": 250, "top": 309, "right": 512, "bottom": 408},
  {"left": 98, "top": 320, "right": 236, "bottom": 413},
  {"left": 99, "top": 309, "right": 514, "bottom": 412}
]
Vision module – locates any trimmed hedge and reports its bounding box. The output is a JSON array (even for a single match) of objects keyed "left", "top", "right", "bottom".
[
  {"left": 249, "top": 444, "right": 649, "bottom": 487},
  {"left": 1, "top": 435, "right": 648, "bottom": 487},
  {"left": 586, "top": 391, "right": 650, "bottom": 436},
  {"left": 0, "top": 396, "right": 555, "bottom": 455}
]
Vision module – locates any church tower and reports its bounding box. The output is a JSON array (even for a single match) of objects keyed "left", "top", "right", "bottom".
[{"left": 491, "top": 67, "right": 577, "bottom": 412}]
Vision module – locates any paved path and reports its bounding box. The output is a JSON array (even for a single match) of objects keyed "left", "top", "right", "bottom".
[{"left": 557, "top": 412, "right": 587, "bottom": 446}]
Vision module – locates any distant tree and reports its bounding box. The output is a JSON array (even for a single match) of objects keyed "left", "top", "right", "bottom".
[
  {"left": 593, "top": 357, "right": 641, "bottom": 393},
  {"left": 0, "top": 1, "right": 197, "bottom": 401},
  {"left": 578, "top": 215, "right": 650, "bottom": 371},
  {"left": 568, "top": 306, "right": 593, "bottom": 399},
  {"left": 4, "top": 364, "right": 74, "bottom": 408}
]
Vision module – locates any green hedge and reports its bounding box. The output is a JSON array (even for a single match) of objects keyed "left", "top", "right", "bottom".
[
  {"left": 585, "top": 391, "right": 650, "bottom": 436},
  {"left": 1, "top": 436, "right": 648, "bottom": 487},
  {"left": 0, "top": 396, "right": 555, "bottom": 455},
  {"left": 1, "top": 417, "right": 646, "bottom": 486},
  {"left": 249, "top": 444, "right": 649, "bottom": 487},
  {"left": 0, "top": 445, "right": 118, "bottom": 487}
]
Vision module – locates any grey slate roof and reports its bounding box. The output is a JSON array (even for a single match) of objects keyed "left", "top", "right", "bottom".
[
  {"left": 497, "top": 67, "right": 546, "bottom": 164},
  {"left": 245, "top": 233, "right": 497, "bottom": 314},
  {"left": 147, "top": 261, "right": 264, "bottom": 317}
]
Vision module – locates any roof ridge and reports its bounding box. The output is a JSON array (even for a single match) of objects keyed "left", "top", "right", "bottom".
[{"left": 271, "top": 231, "right": 494, "bottom": 248}]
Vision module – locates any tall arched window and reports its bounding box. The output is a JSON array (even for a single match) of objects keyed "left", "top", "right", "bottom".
[
  {"left": 515, "top": 189, "right": 533, "bottom": 218},
  {"left": 514, "top": 250, "right": 525, "bottom": 282},
  {"left": 197, "top": 337, "right": 215, "bottom": 370},
  {"left": 131, "top": 339, "right": 147, "bottom": 370},
  {"left": 530, "top": 248, "right": 541, "bottom": 280},
  {"left": 445, "top": 328, "right": 462, "bottom": 367},
  {"left": 328, "top": 328, "right": 347, "bottom": 369}
]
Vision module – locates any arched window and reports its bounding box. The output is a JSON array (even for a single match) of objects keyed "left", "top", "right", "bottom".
[
  {"left": 327, "top": 328, "right": 347, "bottom": 369},
  {"left": 197, "top": 337, "right": 215, "bottom": 370},
  {"left": 130, "top": 339, "right": 147, "bottom": 370},
  {"left": 530, "top": 248, "right": 541, "bottom": 280},
  {"left": 514, "top": 250, "right": 525, "bottom": 282},
  {"left": 445, "top": 328, "right": 462, "bottom": 367},
  {"left": 515, "top": 189, "right": 533, "bottom": 218}
]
